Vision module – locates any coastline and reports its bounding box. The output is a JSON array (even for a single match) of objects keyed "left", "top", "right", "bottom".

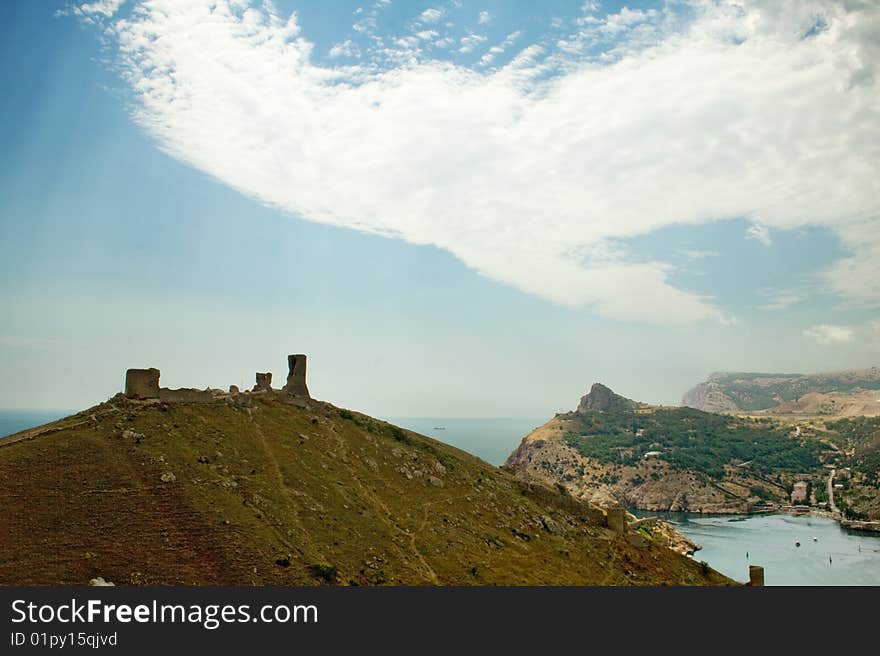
[{"left": 632, "top": 504, "right": 880, "bottom": 535}]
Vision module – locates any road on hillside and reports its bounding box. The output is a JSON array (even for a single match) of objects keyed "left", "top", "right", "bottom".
[{"left": 827, "top": 469, "right": 840, "bottom": 515}]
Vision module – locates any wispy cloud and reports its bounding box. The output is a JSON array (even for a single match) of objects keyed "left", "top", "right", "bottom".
[
  {"left": 328, "top": 39, "right": 360, "bottom": 59},
  {"left": 759, "top": 293, "right": 802, "bottom": 311},
  {"left": 480, "top": 31, "right": 522, "bottom": 66},
  {"left": 803, "top": 324, "right": 855, "bottom": 345},
  {"left": 58, "top": 0, "right": 125, "bottom": 22},
  {"left": 746, "top": 223, "right": 772, "bottom": 246},
  {"left": 76, "top": 0, "right": 880, "bottom": 324},
  {"left": 458, "top": 32, "right": 487, "bottom": 53},
  {"left": 683, "top": 250, "right": 719, "bottom": 260}
]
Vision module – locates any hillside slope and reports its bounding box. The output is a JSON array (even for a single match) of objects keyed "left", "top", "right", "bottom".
[
  {"left": 0, "top": 393, "right": 729, "bottom": 586},
  {"left": 505, "top": 384, "right": 822, "bottom": 514},
  {"left": 682, "top": 369, "right": 880, "bottom": 414}
]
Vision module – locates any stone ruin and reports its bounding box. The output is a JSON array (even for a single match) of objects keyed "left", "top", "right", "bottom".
[
  {"left": 254, "top": 372, "right": 272, "bottom": 392},
  {"left": 283, "top": 354, "right": 309, "bottom": 398},
  {"left": 748, "top": 565, "right": 765, "bottom": 587},
  {"left": 124, "top": 368, "right": 160, "bottom": 400},
  {"left": 123, "top": 354, "right": 311, "bottom": 403},
  {"left": 605, "top": 506, "right": 627, "bottom": 535}
]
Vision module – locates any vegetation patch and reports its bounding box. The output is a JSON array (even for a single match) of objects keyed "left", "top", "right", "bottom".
[{"left": 564, "top": 406, "right": 821, "bottom": 479}]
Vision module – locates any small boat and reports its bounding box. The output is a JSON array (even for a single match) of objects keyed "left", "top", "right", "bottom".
[
  {"left": 813, "top": 537, "right": 818, "bottom": 542},
  {"left": 795, "top": 540, "right": 801, "bottom": 547},
  {"left": 433, "top": 426, "right": 446, "bottom": 430}
]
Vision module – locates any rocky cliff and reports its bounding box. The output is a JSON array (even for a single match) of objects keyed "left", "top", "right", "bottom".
[{"left": 505, "top": 383, "right": 819, "bottom": 515}]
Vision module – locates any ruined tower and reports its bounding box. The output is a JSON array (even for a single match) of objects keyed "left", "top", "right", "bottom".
[
  {"left": 283, "top": 354, "right": 310, "bottom": 398},
  {"left": 253, "top": 372, "right": 272, "bottom": 392},
  {"left": 605, "top": 506, "right": 627, "bottom": 534},
  {"left": 748, "top": 565, "right": 765, "bottom": 587},
  {"left": 125, "top": 368, "right": 160, "bottom": 399}
]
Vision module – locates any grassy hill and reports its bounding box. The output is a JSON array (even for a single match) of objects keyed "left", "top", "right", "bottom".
[{"left": 0, "top": 393, "right": 730, "bottom": 586}]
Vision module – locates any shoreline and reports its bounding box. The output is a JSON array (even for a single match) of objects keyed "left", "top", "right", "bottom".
[{"left": 631, "top": 505, "right": 880, "bottom": 534}]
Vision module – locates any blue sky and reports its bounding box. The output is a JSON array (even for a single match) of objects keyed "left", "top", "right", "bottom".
[{"left": 1, "top": 0, "right": 878, "bottom": 415}]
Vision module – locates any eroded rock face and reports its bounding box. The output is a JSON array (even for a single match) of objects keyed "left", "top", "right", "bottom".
[
  {"left": 254, "top": 372, "right": 272, "bottom": 392},
  {"left": 577, "top": 383, "right": 632, "bottom": 412},
  {"left": 125, "top": 369, "right": 160, "bottom": 400},
  {"left": 680, "top": 381, "right": 739, "bottom": 413},
  {"left": 283, "top": 354, "right": 310, "bottom": 398}
]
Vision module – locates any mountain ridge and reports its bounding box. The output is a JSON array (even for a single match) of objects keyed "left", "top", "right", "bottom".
[{"left": 682, "top": 367, "right": 880, "bottom": 414}]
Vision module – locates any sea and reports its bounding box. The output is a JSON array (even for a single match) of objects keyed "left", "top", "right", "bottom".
[
  {"left": 383, "top": 416, "right": 544, "bottom": 467},
  {"left": 0, "top": 410, "right": 71, "bottom": 439},
  {"left": 633, "top": 510, "right": 880, "bottom": 586}
]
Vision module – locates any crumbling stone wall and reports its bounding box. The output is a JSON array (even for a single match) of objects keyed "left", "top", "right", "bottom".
[
  {"left": 122, "top": 352, "right": 311, "bottom": 404},
  {"left": 125, "top": 369, "right": 160, "bottom": 399},
  {"left": 158, "top": 388, "right": 217, "bottom": 403},
  {"left": 283, "top": 354, "right": 310, "bottom": 398}
]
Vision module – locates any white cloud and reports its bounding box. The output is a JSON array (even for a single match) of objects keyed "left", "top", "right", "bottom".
[
  {"left": 478, "top": 11, "right": 491, "bottom": 26},
  {"left": 90, "top": 0, "right": 880, "bottom": 325},
  {"left": 458, "top": 33, "right": 487, "bottom": 53},
  {"left": 60, "top": 0, "right": 125, "bottom": 22},
  {"left": 328, "top": 40, "right": 360, "bottom": 58},
  {"left": 803, "top": 324, "right": 855, "bottom": 345},
  {"left": 77, "top": 0, "right": 125, "bottom": 17},
  {"left": 746, "top": 223, "right": 772, "bottom": 246},
  {"left": 418, "top": 8, "right": 444, "bottom": 24}
]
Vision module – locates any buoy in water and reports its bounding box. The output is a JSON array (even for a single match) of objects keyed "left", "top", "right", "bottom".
[
  {"left": 813, "top": 537, "right": 818, "bottom": 542},
  {"left": 795, "top": 541, "right": 801, "bottom": 547}
]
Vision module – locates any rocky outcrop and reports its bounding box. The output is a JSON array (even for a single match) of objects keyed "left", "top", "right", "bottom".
[
  {"left": 630, "top": 517, "right": 701, "bottom": 556},
  {"left": 576, "top": 383, "right": 635, "bottom": 413},
  {"left": 578, "top": 383, "right": 614, "bottom": 412}
]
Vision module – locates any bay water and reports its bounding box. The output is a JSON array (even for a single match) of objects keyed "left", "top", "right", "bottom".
[{"left": 637, "top": 510, "right": 880, "bottom": 585}]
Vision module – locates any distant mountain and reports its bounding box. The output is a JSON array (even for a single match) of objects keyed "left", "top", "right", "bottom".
[
  {"left": 0, "top": 388, "right": 726, "bottom": 586},
  {"left": 682, "top": 368, "right": 880, "bottom": 414}
]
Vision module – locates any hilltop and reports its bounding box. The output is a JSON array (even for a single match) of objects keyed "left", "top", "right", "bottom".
[
  {"left": 682, "top": 368, "right": 880, "bottom": 415},
  {"left": 0, "top": 357, "right": 730, "bottom": 586},
  {"left": 505, "top": 383, "right": 824, "bottom": 515}
]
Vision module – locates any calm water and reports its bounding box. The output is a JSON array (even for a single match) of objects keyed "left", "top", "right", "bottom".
[
  {"left": 635, "top": 510, "right": 880, "bottom": 586},
  {"left": 383, "top": 417, "right": 543, "bottom": 466},
  {"left": 0, "top": 410, "right": 71, "bottom": 438}
]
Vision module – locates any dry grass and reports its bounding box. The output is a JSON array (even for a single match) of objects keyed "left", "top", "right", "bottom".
[{"left": 0, "top": 395, "right": 733, "bottom": 586}]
